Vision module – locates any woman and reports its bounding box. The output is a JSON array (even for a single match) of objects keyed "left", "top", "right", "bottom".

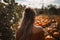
[{"left": 15, "top": 8, "right": 44, "bottom": 40}]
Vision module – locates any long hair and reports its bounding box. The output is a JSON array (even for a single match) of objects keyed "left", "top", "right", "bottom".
[{"left": 15, "top": 8, "right": 35, "bottom": 40}]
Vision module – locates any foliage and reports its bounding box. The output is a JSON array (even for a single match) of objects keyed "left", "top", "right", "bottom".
[
  {"left": 35, "top": 4, "right": 60, "bottom": 15},
  {"left": 3, "top": 0, "right": 9, "bottom": 3},
  {"left": 0, "top": 1, "right": 26, "bottom": 40}
]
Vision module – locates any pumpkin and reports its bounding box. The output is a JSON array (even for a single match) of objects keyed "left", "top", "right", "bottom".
[
  {"left": 53, "top": 32, "right": 60, "bottom": 38},
  {"left": 34, "top": 15, "right": 51, "bottom": 27},
  {"left": 45, "top": 35, "right": 55, "bottom": 40}
]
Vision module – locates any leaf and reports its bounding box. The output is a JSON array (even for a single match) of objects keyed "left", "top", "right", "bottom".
[{"left": 3, "top": 0, "right": 9, "bottom": 3}]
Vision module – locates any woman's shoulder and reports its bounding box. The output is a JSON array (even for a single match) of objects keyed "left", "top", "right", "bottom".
[
  {"left": 32, "top": 25, "right": 44, "bottom": 34},
  {"left": 31, "top": 25, "right": 44, "bottom": 40}
]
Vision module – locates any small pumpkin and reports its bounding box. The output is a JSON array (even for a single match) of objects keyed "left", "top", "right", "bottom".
[
  {"left": 45, "top": 35, "right": 55, "bottom": 40},
  {"left": 53, "top": 31, "right": 60, "bottom": 38}
]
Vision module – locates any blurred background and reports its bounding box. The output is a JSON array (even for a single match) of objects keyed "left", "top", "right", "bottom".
[{"left": 0, "top": 0, "right": 60, "bottom": 40}]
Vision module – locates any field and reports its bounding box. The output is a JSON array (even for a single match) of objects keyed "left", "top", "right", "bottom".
[{"left": 34, "top": 14, "right": 60, "bottom": 40}]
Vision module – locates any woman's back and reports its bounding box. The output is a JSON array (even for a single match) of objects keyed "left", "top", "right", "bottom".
[{"left": 15, "top": 8, "right": 44, "bottom": 40}]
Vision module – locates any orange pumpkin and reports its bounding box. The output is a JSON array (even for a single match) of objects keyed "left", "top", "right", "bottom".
[
  {"left": 34, "top": 15, "right": 51, "bottom": 27},
  {"left": 53, "top": 31, "right": 60, "bottom": 38},
  {"left": 46, "top": 27, "right": 53, "bottom": 33},
  {"left": 45, "top": 35, "right": 55, "bottom": 40}
]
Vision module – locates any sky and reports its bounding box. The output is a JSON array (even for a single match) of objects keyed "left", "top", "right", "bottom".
[
  {"left": 2, "top": 0, "right": 60, "bottom": 8},
  {"left": 15, "top": 0, "right": 60, "bottom": 8}
]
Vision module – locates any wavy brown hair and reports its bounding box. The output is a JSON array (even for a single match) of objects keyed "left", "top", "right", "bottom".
[{"left": 15, "top": 8, "right": 35, "bottom": 40}]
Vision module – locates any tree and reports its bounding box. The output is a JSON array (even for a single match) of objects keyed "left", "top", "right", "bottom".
[
  {"left": 48, "top": 4, "right": 58, "bottom": 15},
  {"left": 0, "top": 1, "right": 26, "bottom": 39}
]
